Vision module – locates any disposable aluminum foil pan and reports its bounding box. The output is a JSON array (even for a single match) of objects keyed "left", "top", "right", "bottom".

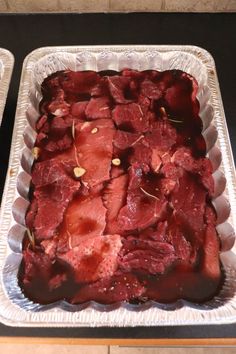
[
  {"left": 0, "top": 48, "right": 14, "bottom": 126},
  {"left": 0, "top": 45, "right": 236, "bottom": 327}
]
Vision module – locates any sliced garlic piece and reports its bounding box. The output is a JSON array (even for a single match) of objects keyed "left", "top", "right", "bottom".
[
  {"left": 73, "top": 166, "right": 86, "bottom": 178},
  {"left": 32, "top": 147, "right": 40, "bottom": 160},
  {"left": 91, "top": 127, "right": 98, "bottom": 134},
  {"left": 112, "top": 158, "right": 121, "bottom": 166}
]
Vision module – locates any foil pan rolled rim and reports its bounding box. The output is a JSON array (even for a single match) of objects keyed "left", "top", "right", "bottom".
[
  {"left": 0, "top": 45, "right": 236, "bottom": 327},
  {"left": 0, "top": 48, "right": 14, "bottom": 127}
]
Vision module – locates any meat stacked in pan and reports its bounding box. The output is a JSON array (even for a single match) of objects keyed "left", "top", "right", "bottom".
[{"left": 21, "top": 69, "right": 222, "bottom": 304}]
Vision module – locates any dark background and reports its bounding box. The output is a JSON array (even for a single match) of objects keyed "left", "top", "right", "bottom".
[{"left": 0, "top": 13, "right": 235, "bottom": 339}]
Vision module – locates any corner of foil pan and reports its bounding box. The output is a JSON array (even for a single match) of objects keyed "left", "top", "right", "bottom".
[{"left": 0, "top": 48, "right": 14, "bottom": 126}]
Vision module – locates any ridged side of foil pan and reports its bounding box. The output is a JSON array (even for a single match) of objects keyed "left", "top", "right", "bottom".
[
  {"left": 0, "top": 48, "right": 14, "bottom": 127},
  {"left": 0, "top": 45, "right": 236, "bottom": 327}
]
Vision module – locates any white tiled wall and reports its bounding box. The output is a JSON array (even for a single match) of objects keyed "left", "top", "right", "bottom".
[{"left": 0, "top": 0, "right": 236, "bottom": 12}]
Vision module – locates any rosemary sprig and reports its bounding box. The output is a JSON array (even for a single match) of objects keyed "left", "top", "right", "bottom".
[
  {"left": 168, "top": 118, "right": 183, "bottom": 124},
  {"left": 26, "top": 228, "right": 35, "bottom": 249},
  {"left": 71, "top": 119, "right": 75, "bottom": 140},
  {"left": 140, "top": 187, "right": 160, "bottom": 201}
]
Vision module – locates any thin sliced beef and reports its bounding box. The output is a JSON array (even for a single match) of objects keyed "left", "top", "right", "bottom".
[
  {"left": 30, "top": 159, "right": 81, "bottom": 240},
  {"left": 107, "top": 76, "right": 131, "bottom": 104},
  {"left": 48, "top": 89, "right": 70, "bottom": 117},
  {"left": 113, "top": 130, "right": 144, "bottom": 150},
  {"left": 140, "top": 78, "right": 163, "bottom": 100},
  {"left": 103, "top": 174, "right": 128, "bottom": 235},
  {"left": 22, "top": 249, "right": 52, "bottom": 286},
  {"left": 91, "top": 77, "right": 110, "bottom": 97},
  {"left": 50, "top": 116, "right": 70, "bottom": 137},
  {"left": 59, "top": 70, "right": 99, "bottom": 96},
  {"left": 171, "top": 147, "right": 214, "bottom": 194},
  {"left": 58, "top": 235, "right": 122, "bottom": 283},
  {"left": 33, "top": 178, "right": 80, "bottom": 240},
  {"left": 58, "top": 194, "right": 107, "bottom": 250},
  {"left": 44, "top": 133, "right": 73, "bottom": 152},
  {"left": 71, "top": 273, "right": 145, "bottom": 304},
  {"left": 75, "top": 118, "right": 115, "bottom": 187},
  {"left": 112, "top": 103, "right": 149, "bottom": 133},
  {"left": 35, "top": 115, "right": 73, "bottom": 153},
  {"left": 166, "top": 213, "right": 194, "bottom": 263},
  {"left": 145, "top": 119, "right": 177, "bottom": 150},
  {"left": 202, "top": 224, "right": 220, "bottom": 279},
  {"left": 85, "top": 97, "right": 111, "bottom": 119},
  {"left": 22, "top": 248, "right": 68, "bottom": 298},
  {"left": 122, "top": 69, "right": 145, "bottom": 80},
  {"left": 32, "top": 159, "right": 70, "bottom": 187},
  {"left": 70, "top": 101, "right": 88, "bottom": 119},
  {"left": 165, "top": 72, "right": 199, "bottom": 118},
  {"left": 25, "top": 198, "right": 38, "bottom": 231},
  {"left": 118, "top": 167, "right": 167, "bottom": 231},
  {"left": 36, "top": 114, "right": 48, "bottom": 132},
  {"left": 129, "top": 140, "right": 152, "bottom": 172},
  {"left": 119, "top": 237, "right": 176, "bottom": 274},
  {"left": 171, "top": 171, "right": 207, "bottom": 233}
]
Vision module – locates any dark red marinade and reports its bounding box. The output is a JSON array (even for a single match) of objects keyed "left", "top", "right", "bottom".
[{"left": 19, "top": 69, "right": 223, "bottom": 305}]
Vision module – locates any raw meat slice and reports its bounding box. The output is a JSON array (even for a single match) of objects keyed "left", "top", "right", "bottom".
[
  {"left": 166, "top": 213, "right": 193, "bottom": 263},
  {"left": 165, "top": 72, "right": 199, "bottom": 118},
  {"left": 44, "top": 133, "right": 73, "bottom": 152},
  {"left": 91, "top": 77, "right": 110, "bottom": 97},
  {"left": 75, "top": 118, "right": 115, "bottom": 187},
  {"left": 48, "top": 89, "right": 70, "bottom": 117},
  {"left": 119, "top": 237, "right": 176, "bottom": 274},
  {"left": 36, "top": 114, "right": 48, "bottom": 131},
  {"left": 112, "top": 103, "right": 149, "bottom": 133},
  {"left": 32, "top": 159, "right": 70, "bottom": 187},
  {"left": 103, "top": 174, "right": 128, "bottom": 234},
  {"left": 171, "top": 171, "right": 207, "bottom": 232},
  {"left": 33, "top": 177, "right": 80, "bottom": 240},
  {"left": 22, "top": 249, "right": 52, "bottom": 285},
  {"left": 50, "top": 116, "right": 70, "bottom": 137},
  {"left": 202, "top": 224, "right": 220, "bottom": 279},
  {"left": 30, "top": 159, "right": 81, "bottom": 240},
  {"left": 85, "top": 97, "right": 111, "bottom": 119},
  {"left": 145, "top": 120, "right": 177, "bottom": 150},
  {"left": 71, "top": 273, "right": 145, "bottom": 304},
  {"left": 25, "top": 198, "right": 38, "bottom": 231},
  {"left": 107, "top": 76, "right": 131, "bottom": 104},
  {"left": 118, "top": 168, "right": 167, "bottom": 231},
  {"left": 70, "top": 101, "right": 88, "bottom": 119},
  {"left": 58, "top": 235, "right": 122, "bottom": 283},
  {"left": 59, "top": 70, "right": 99, "bottom": 96},
  {"left": 122, "top": 69, "right": 145, "bottom": 80},
  {"left": 129, "top": 140, "right": 152, "bottom": 172},
  {"left": 58, "top": 194, "right": 107, "bottom": 249},
  {"left": 113, "top": 130, "right": 144, "bottom": 150},
  {"left": 171, "top": 147, "right": 214, "bottom": 194},
  {"left": 140, "top": 78, "right": 163, "bottom": 100}
]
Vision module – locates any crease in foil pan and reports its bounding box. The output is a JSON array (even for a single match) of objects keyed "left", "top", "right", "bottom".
[
  {"left": 0, "top": 48, "right": 14, "bottom": 127},
  {"left": 0, "top": 45, "right": 236, "bottom": 327}
]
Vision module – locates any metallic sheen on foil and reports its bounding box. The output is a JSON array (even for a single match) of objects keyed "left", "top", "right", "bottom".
[
  {"left": 0, "top": 48, "right": 14, "bottom": 127},
  {"left": 0, "top": 45, "right": 236, "bottom": 327}
]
